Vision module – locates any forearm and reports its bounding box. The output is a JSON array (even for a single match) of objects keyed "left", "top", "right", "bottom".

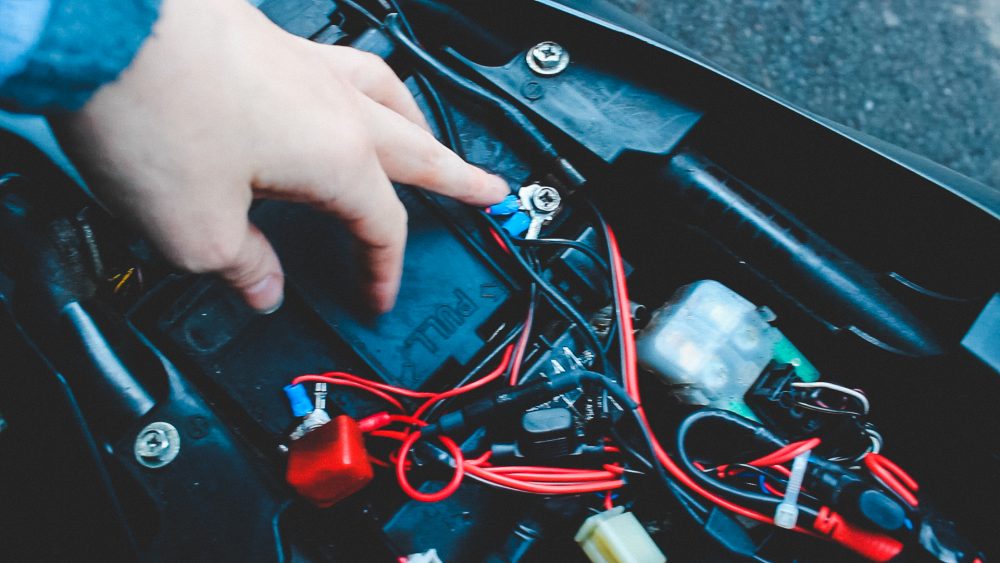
[{"left": 0, "top": 0, "right": 161, "bottom": 113}]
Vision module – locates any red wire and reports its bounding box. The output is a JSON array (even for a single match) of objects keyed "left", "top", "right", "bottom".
[
  {"left": 865, "top": 454, "right": 919, "bottom": 507},
  {"left": 868, "top": 453, "right": 919, "bottom": 491},
  {"left": 395, "top": 431, "right": 465, "bottom": 502},
  {"left": 748, "top": 438, "right": 821, "bottom": 467},
  {"left": 486, "top": 465, "right": 610, "bottom": 474},
  {"left": 604, "top": 490, "right": 614, "bottom": 511},
  {"left": 412, "top": 346, "right": 514, "bottom": 419},
  {"left": 769, "top": 464, "right": 793, "bottom": 478},
  {"left": 763, "top": 481, "right": 785, "bottom": 497},
  {"left": 489, "top": 228, "right": 510, "bottom": 253},
  {"left": 293, "top": 372, "right": 437, "bottom": 399},
  {"left": 375, "top": 426, "right": 624, "bottom": 495},
  {"left": 714, "top": 438, "right": 822, "bottom": 476},
  {"left": 387, "top": 414, "right": 427, "bottom": 427},
  {"left": 490, "top": 471, "right": 619, "bottom": 482},
  {"left": 606, "top": 224, "right": 915, "bottom": 561},
  {"left": 606, "top": 225, "right": 810, "bottom": 530},
  {"left": 288, "top": 375, "right": 405, "bottom": 412},
  {"left": 486, "top": 468, "right": 621, "bottom": 482},
  {"left": 508, "top": 302, "right": 535, "bottom": 386},
  {"left": 466, "top": 463, "right": 624, "bottom": 494},
  {"left": 468, "top": 451, "right": 492, "bottom": 466}
]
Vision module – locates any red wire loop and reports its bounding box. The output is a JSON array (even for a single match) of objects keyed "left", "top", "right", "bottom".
[
  {"left": 865, "top": 453, "right": 919, "bottom": 507},
  {"left": 395, "top": 431, "right": 465, "bottom": 503}
]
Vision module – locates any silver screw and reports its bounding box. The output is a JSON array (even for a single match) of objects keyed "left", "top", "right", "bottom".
[
  {"left": 531, "top": 186, "right": 561, "bottom": 212},
  {"left": 134, "top": 421, "right": 181, "bottom": 469},
  {"left": 526, "top": 41, "right": 570, "bottom": 76}
]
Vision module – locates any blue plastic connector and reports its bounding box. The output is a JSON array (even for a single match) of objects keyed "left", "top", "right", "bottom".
[
  {"left": 501, "top": 212, "right": 531, "bottom": 237},
  {"left": 284, "top": 383, "right": 314, "bottom": 418},
  {"left": 485, "top": 195, "right": 521, "bottom": 216}
]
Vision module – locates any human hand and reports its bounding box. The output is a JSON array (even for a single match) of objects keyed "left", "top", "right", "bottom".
[{"left": 52, "top": 0, "right": 509, "bottom": 313}]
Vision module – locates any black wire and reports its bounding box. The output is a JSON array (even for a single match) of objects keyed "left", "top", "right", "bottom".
[
  {"left": 382, "top": 14, "right": 574, "bottom": 175},
  {"left": 338, "top": 0, "right": 383, "bottom": 27},
  {"left": 511, "top": 237, "right": 611, "bottom": 277},
  {"left": 375, "top": 0, "right": 463, "bottom": 155},
  {"left": 339, "top": 1, "right": 606, "bottom": 369},
  {"left": 384, "top": 0, "right": 417, "bottom": 38},
  {"left": 722, "top": 463, "right": 823, "bottom": 505},
  {"left": 587, "top": 202, "right": 626, "bottom": 381},
  {"left": 420, "top": 323, "right": 524, "bottom": 422},
  {"left": 416, "top": 73, "right": 462, "bottom": 154},
  {"left": 481, "top": 212, "right": 608, "bottom": 371},
  {"left": 676, "top": 409, "right": 822, "bottom": 522}
]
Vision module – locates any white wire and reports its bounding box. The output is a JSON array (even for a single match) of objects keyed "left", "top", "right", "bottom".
[{"left": 791, "top": 381, "right": 870, "bottom": 414}]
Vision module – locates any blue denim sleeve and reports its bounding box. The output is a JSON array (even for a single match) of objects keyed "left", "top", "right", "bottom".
[{"left": 0, "top": 0, "right": 162, "bottom": 113}]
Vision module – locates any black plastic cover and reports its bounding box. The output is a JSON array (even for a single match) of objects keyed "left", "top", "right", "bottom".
[{"left": 251, "top": 188, "right": 513, "bottom": 390}]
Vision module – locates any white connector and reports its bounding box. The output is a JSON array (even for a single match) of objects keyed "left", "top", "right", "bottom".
[
  {"left": 774, "top": 450, "right": 811, "bottom": 529},
  {"left": 575, "top": 507, "right": 666, "bottom": 563}
]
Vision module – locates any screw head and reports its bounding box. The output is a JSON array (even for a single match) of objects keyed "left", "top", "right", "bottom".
[
  {"left": 531, "top": 186, "right": 562, "bottom": 212},
  {"left": 134, "top": 421, "right": 181, "bottom": 469},
  {"left": 526, "top": 41, "right": 569, "bottom": 76}
]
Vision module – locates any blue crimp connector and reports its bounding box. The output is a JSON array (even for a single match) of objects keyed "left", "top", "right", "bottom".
[
  {"left": 284, "top": 383, "right": 314, "bottom": 418},
  {"left": 485, "top": 194, "right": 521, "bottom": 216},
  {"left": 501, "top": 212, "right": 531, "bottom": 237}
]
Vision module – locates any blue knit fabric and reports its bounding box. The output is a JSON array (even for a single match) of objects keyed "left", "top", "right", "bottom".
[
  {"left": 0, "top": 0, "right": 52, "bottom": 85},
  {"left": 0, "top": 0, "right": 162, "bottom": 113}
]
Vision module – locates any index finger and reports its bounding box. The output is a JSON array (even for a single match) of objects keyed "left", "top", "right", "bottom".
[{"left": 360, "top": 96, "right": 511, "bottom": 206}]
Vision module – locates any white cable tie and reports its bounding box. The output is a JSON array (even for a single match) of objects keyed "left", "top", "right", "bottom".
[{"left": 774, "top": 449, "right": 811, "bottom": 529}]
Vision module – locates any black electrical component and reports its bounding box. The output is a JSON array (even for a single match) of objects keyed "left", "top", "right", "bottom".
[
  {"left": 746, "top": 363, "right": 822, "bottom": 438},
  {"left": 424, "top": 369, "right": 636, "bottom": 439},
  {"left": 805, "top": 457, "right": 908, "bottom": 533},
  {"left": 746, "top": 363, "right": 870, "bottom": 458},
  {"left": 520, "top": 407, "right": 577, "bottom": 458},
  {"left": 489, "top": 406, "right": 607, "bottom": 463},
  {"left": 422, "top": 372, "right": 583, "bottom": 438}
]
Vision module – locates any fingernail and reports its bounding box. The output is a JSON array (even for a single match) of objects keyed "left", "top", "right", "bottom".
[{"left": 246, "top": 273, "right": 284, "bottom": 314}]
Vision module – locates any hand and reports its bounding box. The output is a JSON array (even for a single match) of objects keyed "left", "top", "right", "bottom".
[{"left": 52, "top": 0, "right": 509, "bottom": 313}]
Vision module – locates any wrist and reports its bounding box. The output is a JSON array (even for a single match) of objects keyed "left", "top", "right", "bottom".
[{"left": 1, "top": 0, "right": 162, "bottom": 114}]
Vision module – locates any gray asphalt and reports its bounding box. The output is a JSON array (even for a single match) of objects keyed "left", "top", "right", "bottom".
[{"left": 608, "top": 0, "right": 1000, "bottom": 190}]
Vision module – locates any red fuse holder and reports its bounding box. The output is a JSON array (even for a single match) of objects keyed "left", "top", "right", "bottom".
[{"left": 286, "top": 415, "right": 373, "bottom": 507}]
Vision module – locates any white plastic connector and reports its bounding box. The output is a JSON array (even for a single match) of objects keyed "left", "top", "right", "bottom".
[
  {"left": 403, "top": 548, "right": 442, "bottom": 563},
  {"left": 575, "top": 507, "right": 666, "bottom": 563},
  {"left": 635, "top": 280, "right": 781, "bottom": 410},
  {"left": 774, "top": 450, "right": 811, "bottom": 529}
]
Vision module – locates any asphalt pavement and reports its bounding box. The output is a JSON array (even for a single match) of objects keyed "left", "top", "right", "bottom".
[{"left": 608, "top": 0, "right": 1000, "bottom": 189}]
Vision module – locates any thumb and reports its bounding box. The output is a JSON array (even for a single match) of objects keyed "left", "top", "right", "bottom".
[{"left": 217, "top": 223, "right": 285, "bottom": 313}]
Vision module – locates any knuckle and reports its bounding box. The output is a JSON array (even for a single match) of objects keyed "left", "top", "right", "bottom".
[
  {"left": 175, "top": 236, "right": 242, "bottom": 273},
  {"left": 356, "top": 50, "right": 392, "bottom": 75},
  {"left": 326, "top": 120, "right": 374, "bottom": 164},
  {"left": 358, "top": 200, "right": 407, "bottom": 248},
  {"left": 410, "top": 145, "right": 453, "bottom": 188}
]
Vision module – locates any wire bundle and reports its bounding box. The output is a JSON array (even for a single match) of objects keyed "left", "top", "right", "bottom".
[
  {"left": 285, "top": 2, "right": 949, "bottom": 559},
  {"left": 291, "top": 344, "right": 627, "bottom": 502}
]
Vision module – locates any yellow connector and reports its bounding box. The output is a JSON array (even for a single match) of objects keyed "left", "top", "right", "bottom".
[{"left": 574, "top": 507, "right": 666, "bottom": 563}]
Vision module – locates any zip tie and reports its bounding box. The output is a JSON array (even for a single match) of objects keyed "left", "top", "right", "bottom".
[{"left": 774, "top": 449, "right": 811, "bottom": 529}]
